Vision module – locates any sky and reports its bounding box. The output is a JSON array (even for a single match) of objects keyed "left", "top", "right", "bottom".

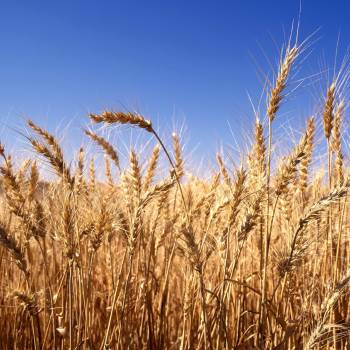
[{"left": 0, "top": 1, "right": 349, "bottom": 163}]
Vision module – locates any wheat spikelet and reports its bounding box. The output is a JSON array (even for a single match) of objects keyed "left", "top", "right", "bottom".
[
  {"left": 332, "top": 100, "right": 345, "bottom": 186},
  {"left": 129, "top": 150, "right": 142, "bottom": 200},
  {"left": 27, "top": 120, "right": 64, "bottom": 161},
  {"left": 228, "top": 168, "right": 246, "bottom": 224},
  {"left": 16, "top": 159, "right": 31, "bottom": 186},
  {"left": 323, "top": 83, "right": 336, "bottom": 139},
  {"left": 0, "top": 153, "right": 26, "bottom": 214},
  {"left": 90, "top": 111, "right": 152, "bottom": 132},
  {"left": 104, "top": 156, "right": 114, "bottom": 188},
  {"left": 143, "top": 144, "right": 160, "bottom": 192},
  {"left": 181, "top": 225, "right": 202, "bottom": 273},
  {"left": 90, "top": 198, "right": 111, "bottom": 251},
  {"left": 75, "top": 147, "right": 85, "bottom": 193},
  {"left": 28, "top": 161, "right": 39, "bottom": 200},
  {"left": 275, "top": 130, "right": 308, "bottom": 196},
  {"left": 29, "top": 138, "right": 74, "bottom": 186},
  {"left": 89, "top": 157, "right": 96, "bottom": 193},
  {"left": 267, "top": 46, "right": 298, "bottom": 122},
  {"left": 172, "top": 133, "right": 184, "bottom": 179},
  {"left": 216, "top": 154, "right": 231, "bottom": 187},
  {"left": 299, "top": 117, "right": 315, "bottom": 195},
  {"left": 209, "top": 198, "right": 231, "bottom": 224},
  {"left": 62, "top": 198, "right": 76, "bottom": 259},
  {"left": 85, "top": 130, "right": 120, "bottom": 170},
  {"left": 280, "top": 188, "right": 292, "bottom": 225},
  {"left": 248, "top": 118, "right": 266, "bottom": 185},
  {"left": 0, "top": 224, "right": 28, "bottom": 275},
  {"left": 236, "top": 196, "right": 261, "bottom": 242}
]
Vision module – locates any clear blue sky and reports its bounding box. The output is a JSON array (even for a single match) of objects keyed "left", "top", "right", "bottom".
[{"left": 0, "top": 1, "right": 349, "bottom": 158}]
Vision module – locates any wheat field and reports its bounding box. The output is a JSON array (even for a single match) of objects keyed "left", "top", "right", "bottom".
[{"left": 1, "top": 41, "right": 350, "bottom": 349}]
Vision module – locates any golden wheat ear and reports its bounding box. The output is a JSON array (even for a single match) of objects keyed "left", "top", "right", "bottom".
[
  {"left": 267, "top": 45, "right": 299, "bottom": 122},
  {"left": 299, "top": 117, "right": 315, "bottom": 196},
  {"left": 84, "top": 129, "right": 120, "bottom": 171},
  {"left": 90, "top": 111, "right": 153, "bottom": 132},
  {"left": 27, "top": 120, "right": 74, "bottom": 186},
  {"left": 0, "top": 224, "right": 28, "bottom": 276},
  {"left": 332, "top": 100, "right": 345, "bottom": 186},
  {"left": 143, "top": 144, "right": 160, "bottom": 192},
  {"left": 323, "top": 82, "right": 336, "bottom": 140},
  {"left": 172, "top": 132, "right": 184, "bottom": 179}
]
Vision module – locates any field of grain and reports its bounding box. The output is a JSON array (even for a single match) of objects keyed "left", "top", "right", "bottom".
[{"left": 1, "top": 42, "right": 350, "bottom": 349}]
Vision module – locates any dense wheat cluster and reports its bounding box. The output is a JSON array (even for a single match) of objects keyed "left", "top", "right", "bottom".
[{"left": 2, "top": 42, "right": 350, "bottom": 349}]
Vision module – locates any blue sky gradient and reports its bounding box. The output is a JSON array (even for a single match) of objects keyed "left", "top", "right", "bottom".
[{"left": 0, "top": 1, "right": 349, "bottom": 159}]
